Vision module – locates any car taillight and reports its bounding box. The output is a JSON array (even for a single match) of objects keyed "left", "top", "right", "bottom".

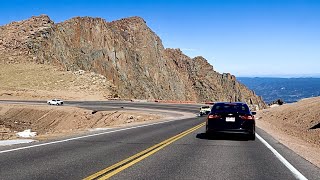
[
  {"left": 240, "top": 115, "right": 254, "bottom": 120},
  {"left": 208, "top": 114, "right": 221, "bottom": 119}
]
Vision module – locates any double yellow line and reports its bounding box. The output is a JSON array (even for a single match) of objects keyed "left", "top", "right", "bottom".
[{"left": 84, "top": 122, "right": 205, "bottom": 180}]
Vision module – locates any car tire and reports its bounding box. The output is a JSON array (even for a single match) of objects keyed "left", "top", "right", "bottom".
[
  {"left": 205, "top": 125, "right": 210, "bottom": 134},
  {"left": 248, "top": 133, "right": 255, "bottom": 140}
]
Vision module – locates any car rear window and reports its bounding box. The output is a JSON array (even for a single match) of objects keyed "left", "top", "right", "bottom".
[{"left": 212, "top": 104, "right": 249, "bottom": 113}]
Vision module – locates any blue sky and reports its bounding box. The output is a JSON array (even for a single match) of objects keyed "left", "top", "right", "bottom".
[{"left": 1, "top": 0, "right": 319, "bottom": 77}]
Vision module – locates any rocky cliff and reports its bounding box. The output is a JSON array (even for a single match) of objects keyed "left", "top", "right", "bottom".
[{"left": 0, "top": 15, "right": 266, "bottom": 109}]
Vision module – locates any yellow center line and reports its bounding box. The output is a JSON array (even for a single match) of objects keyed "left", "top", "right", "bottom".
[{"left": 84, "top": 122, "right": 205, "bottom": 180}]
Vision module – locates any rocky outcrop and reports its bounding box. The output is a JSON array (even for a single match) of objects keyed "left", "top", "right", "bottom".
[
  {"left": 0, "top": 15, "right": 266, "bottom": 109},
  {"left": 0, "top": 15, "right": 54, "bottom": 62}
]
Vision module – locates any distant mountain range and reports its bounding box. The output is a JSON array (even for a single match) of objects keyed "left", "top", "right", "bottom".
[
  {"left": 238, "top": 74, "right": 320, "bottom": 78},
  {"left": 238, "top": 77, "right": 320, "bottom": 104}
]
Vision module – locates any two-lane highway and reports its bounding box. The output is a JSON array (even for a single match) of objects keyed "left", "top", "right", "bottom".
[{"left": 0, "top": 100, "right": 319, "bottom": 179}]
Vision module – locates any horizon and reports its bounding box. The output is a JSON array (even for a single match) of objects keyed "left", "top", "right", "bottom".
[
  {"left": 1, "top": 0, "right": 319, "bottom": 77},
  {"left": 237, "top": 73, "right": 320, "bottom": 78}
]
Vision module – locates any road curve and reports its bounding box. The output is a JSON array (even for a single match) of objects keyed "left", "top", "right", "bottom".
[{"left": 0, "top": 100, "right": 319, "bottom": 180}]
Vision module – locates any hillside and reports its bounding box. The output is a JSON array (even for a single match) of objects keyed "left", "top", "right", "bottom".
[
  {"left": 0, "top": 63, "right": 116, "bottom": 100},
  {"left": 256, "top": 96, "right": 320, "bottom": 167},
  {"left": 0, "top": 15, "right": 266, "bottom": 109}
]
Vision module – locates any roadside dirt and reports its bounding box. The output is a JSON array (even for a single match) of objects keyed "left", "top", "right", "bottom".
[
  {"left": 256, "top": 97, "right": 320, "bottom": 167},
  {"left": 0, "top": 104, "right": 162, "bottom": 140}
]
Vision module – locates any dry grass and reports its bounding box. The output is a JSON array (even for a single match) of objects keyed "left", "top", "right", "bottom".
[
  {"left": 0, "top": 62, "right": 114, "bottom": 100},
  {"left": 1, "top": 63, "right": 71, "bottom": 90}
]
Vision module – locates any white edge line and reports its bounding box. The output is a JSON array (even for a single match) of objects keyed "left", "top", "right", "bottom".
[
  {"left": 256, "top": 133, "right": 308, "bottom": 180},
  {"left": 0, "top": 118, "right": 187, "bottom": 154}
]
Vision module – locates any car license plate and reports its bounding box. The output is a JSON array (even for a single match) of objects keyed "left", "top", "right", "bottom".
[{"left": 226, "top": 117, "right": 235, "bottom": 122}]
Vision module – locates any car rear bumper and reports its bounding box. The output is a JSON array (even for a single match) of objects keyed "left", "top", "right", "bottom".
[
  {"left": 205, "top": 128, "right": 254, "bottom": 135},
  {"left": 200, "top": 111, "right": 210, "bottom": 114},
  {"left": 206, "top": 121, "right": 255, "bottom": 135}
]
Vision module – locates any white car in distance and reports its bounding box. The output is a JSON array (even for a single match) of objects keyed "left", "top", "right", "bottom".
[{"left": 47, "top": 99, "right": 64, "bottom": 105}]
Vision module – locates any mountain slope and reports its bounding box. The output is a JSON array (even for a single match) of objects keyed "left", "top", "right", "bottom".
[
  {"left": 256, "top": 96, "right": 320, "bottom": 167},
  {"left": 0, "top": 15, "right": 266, "bottom": 109}
]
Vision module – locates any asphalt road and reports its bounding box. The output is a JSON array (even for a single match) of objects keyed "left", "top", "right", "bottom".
[{"left": 0, "top": 100, "right": 319, "bottom": 180}]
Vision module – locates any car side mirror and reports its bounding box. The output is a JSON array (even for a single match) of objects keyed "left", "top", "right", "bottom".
[{"left": 251, "top": 112, "right": 256, "bottom": 115}]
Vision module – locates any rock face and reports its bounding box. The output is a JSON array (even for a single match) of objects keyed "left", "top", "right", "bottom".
[
  {"left": 0, "top": 15, "right": 266, "bottom": 109},
  {"left": 0, "top": 15, "right": 54, "bottom": 59}
]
